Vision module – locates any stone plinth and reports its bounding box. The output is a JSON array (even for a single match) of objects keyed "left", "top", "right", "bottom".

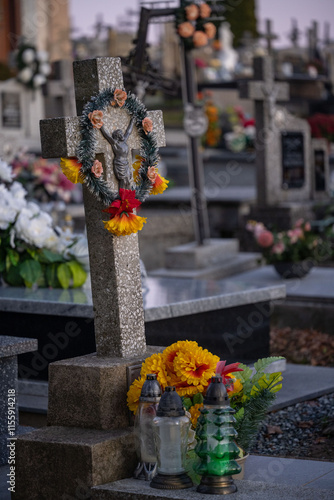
[
  {"left": 47, "top": 351, "right": 160, "bottom": 429},
  {"left": 12, "top": 426, "right": 136, "bottom": 500},
  {"left": 0, "top": 336, "right": 37, "bottom": 466},
  {"left": 165, "top": 239, "right": 239, "bottom": 269}
]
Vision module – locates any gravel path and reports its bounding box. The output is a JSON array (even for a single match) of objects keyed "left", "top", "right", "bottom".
[{"left": 251, "top": 393, "right": 334, "bottom": 460}]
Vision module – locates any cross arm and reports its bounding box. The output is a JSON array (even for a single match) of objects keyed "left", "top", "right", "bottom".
[{"left": 39, "top": 116, "right": 81, "bottom": 158}]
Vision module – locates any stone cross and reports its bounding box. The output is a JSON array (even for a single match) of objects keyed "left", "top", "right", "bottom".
[
  {"left": 239, "top": 56, "right": 290, "bottom": 206},
  {"left": 261, "top": 19, "right": 278, "bottom": 56},
  {"left": 40, "top": 57, "right": 165, "bottom": 358}
]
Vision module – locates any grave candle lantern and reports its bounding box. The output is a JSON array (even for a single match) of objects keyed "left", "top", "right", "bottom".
[
  {"left": 195, "top": 375, "right": 241, "bottom": 495},
  {"left": 134, "top": 373, "right": 162, "bottom": 481},
  {"left": 150, "top": 386, "right": 193, "bottom": 490}
]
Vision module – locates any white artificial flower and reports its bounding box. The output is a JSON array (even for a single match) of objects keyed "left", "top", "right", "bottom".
[
  {"left": 33, "top": 74, "right": 46, "bottom": 88},
  {"left": 68, "top": 235, "right": 90, "bottom": 270},
  {"left": 22, "top": 48, "right": 35, "bottom": 64},
  {"left": 36, "top": 50, "right": 48, "bottom": 63},
  {"left": 0, "top": 185, "right": 18, "bottom": 229},
  {"left": 0, "top": 159, "right": 14, "bottom": 182},
  {"left": 14, "top": 206, "right": 55, "bottom": 248},
  {"left": 9, "top": 182, "right": 27, "bottom": 211},
  {"left": 18, "top": 67, "right": 33, "bottom": 83},
  {"left": 49, "top": 227, "right": 74, "bottom": 255},
  {"left": 39, "top": 62, "right": 51, "bottom": 76}
]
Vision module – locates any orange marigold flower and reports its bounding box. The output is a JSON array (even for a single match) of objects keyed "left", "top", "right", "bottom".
[
  {"left": 189, "top": 403, "right": 204, "bottom": 429},
  {"left": 111, "top": 89, "right": 127, "bottom": 107},
  {"left": 127, "top": 377, "right": 145, "bottom": 414},
  {"left": 162, "top": 340, "right": 200, "bottom": 375},
  {"left": 88, "top": 109, "right": 103, "bottom": 129},
  {"left": 204, "top": 22, "right": 216, "bottom": 39},
  {"left": 185, "top": 3, "right": 199, "bottom": 20},
  {"left": 103, "top": 212, "right": 147, "bottom": 236},
  {"left": 141, "top": 353, "right": 169, "bottom": 389},
  {"left": 173, "top": 345, "right": 219, "bottom": 388},
  {"left": 60, "top": 157, "right": 84, "bottom": 184},
  {"left": 193, "top": 31, "right": 208, "bottom": 48},
  {"left": 142, "top": 117, "right": 153, "bottom": 134},
  {"left": 91, "top": 159, "right": 103, "bottom": 178},
  {"left": 199, "top": 3, "right": 211, "bottom": 18},
  {"left": 132, "top": 155, "right": 143, "bottom": 183},
  {"left": 178, "top": 22, "right": 195, "bottom": 38},
  {"left": 150, "top": 172, "right": 169, "bottom": 195}
]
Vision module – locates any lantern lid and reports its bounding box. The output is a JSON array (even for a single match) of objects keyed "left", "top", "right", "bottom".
[
  {"left": 203, "top": 375, "right": 229, "bottom": 406},
  {"left": 139, "top": 373, "right": 162, "bottom": 401},
  {"left": 156, "top": 386, "right": 185, "bottom": 417}
]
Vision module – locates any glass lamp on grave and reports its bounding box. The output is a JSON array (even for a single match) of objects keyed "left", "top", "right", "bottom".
[
  {"left": 150, "top": 386, "right": 193, "bottom": 490},
  {"left": 134, "top": 374, "right": 162, "bottom": 481},
  {"left": 195, "top": 375, "right": 241, "bottom": 495}
]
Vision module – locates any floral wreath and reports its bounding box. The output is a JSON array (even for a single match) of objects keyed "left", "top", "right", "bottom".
[
  {"left": 16, "top": 43, "right": 51, "bottom": 89},
  {"left": 175, "top": 1, "right": 217, "bottom": 50},
  {"left": 60, "top": 88, "right": 168, "bottom": 237}
]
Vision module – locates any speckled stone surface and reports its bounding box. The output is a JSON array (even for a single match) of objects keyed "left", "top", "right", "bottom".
[
  {"left": 47, "top": 351, "right": 158, "bottom": 429},
  {"left": 0, "top": 336, "right": 38, "bottom": 358},
  {"left": 40, "top": 57, "right": 166, "bottom": 358},
  {"left": 91, "top": 477, "right": 334, "bottom": 500},
  {"left": 12, "top": 426, "right": 136, "bottom": 500},
  {"left": 165, "top": 239, "right": 239, "bottom": 269}
]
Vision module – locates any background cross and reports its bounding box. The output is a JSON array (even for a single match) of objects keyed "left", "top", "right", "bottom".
[{"left": 40, "top": 57, "right": 165, "bottom": 358}]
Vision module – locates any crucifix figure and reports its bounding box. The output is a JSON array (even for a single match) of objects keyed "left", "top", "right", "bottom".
[
  {"left": 100, "top": 116, "right": 135, "bottom": 190},
  {"left": 40, "top": 57, "right": 165, "bottom": 358}
]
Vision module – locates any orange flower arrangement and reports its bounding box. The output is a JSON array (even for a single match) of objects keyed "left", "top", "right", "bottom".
[
  {"left": 193, "top": 31, "right": 208, "bottom": 48},
  {"left": 175, "top": 1, "right": 214, "bottom": 50},
  {"left": 203, "top": 22, "right": 216, "bottom": 39},
  {"left": 88, "top": 110, "right": 104, "bottom": 129},
  {"left": 91, "top": 159, "right": 103, "bottom": 178},
  {"left": 178, "top": 22, "right": 195, "bottom": 38},
  {"left": 142, "top": 117, "right": 153, "bottom": 135},
  {"left": 60, "top": 157, "right": 84, "bottom": 184},
  {"left": 103, "top": 188, "right": 147, "bottom": 236},
  {"left": 111, "top": 89, "right": 127, "bottom": 107},
  {"left": 185, "top": 3, "right": 199, "bottom": 20}
]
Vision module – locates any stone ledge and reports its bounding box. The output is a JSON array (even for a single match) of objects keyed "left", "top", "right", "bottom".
[
  {"left": 12, "top": 426, "right": 136, "bottom": 500},
  {"left": 91, "top": 477, "right": 333, "bottom": 500},
  {"left": 0, "top": 336, "right": 38, "bottom": 358}
]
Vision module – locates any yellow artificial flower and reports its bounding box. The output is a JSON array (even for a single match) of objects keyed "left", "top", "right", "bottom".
[
  {"left": 189, "top": 403, "right": 204, "bottom": 429},
  {"left": 103, "top": 213, "right": 147, "bottom": 236},
  {"left": 173, "top": 345, "right": 219, "bottom": 388},
  {"left": 132, "top": 155, "right": 143, "bottom": 184},
  {"left": 127, "top": 377, "right": 145, "bottom": 414},
  {"left": 60, "top": 157, "right": 84, "bottom": 184},
  {"left": 162, "top": 340, "right": 200, "bottom": 375},
  {"left": 228, "top": 378, "right": 243, "bottom": 397},
  {"left": 150, "top": 172, "right": 169, "bottom": 195},
  {"left": 140, "top": 352, "right": 169, "bottom": 389}
]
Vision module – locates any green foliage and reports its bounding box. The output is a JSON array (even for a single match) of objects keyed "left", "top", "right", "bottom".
[{"left": 221, "top": 0, "right": 258, "bottom": 47}]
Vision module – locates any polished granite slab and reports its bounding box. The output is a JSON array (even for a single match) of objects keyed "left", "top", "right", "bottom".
[{"left": 0, "top": 277, "right": 286, "bottom": 322}]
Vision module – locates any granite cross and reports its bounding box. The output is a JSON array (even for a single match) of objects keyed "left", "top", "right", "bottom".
[
  {"left": 40, "top": 57, "right": 165, "bottom": 358},
  {"left": 239, "top": 56, "right": 289, "bottom": 206}
]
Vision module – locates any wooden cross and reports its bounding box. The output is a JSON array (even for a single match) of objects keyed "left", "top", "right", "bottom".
[
  {"left": 239, "top": 56, "right": 290, "bottom": 206},
  {"left": 40, "top": 57, "right": 166, "bottom": 358}
]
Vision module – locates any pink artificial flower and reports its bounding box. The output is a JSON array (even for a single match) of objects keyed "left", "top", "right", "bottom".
[
  {"left": 216, "top": 360, "right": 243, "bottom": 392},
  {"left": 88, "top": 110, "right": 103, "bottom": 129},
  {"left": 142, "top": 117, "right": 153, "bottom": 135},
  {"left": 147, "top": 166, "right": 157, "bottom": 183},
  {"left": 91, "top": 159, "right": 103, "bottom": 178},
  {"left": 203, "top": 22, "right": 216, "bottom": 39},
  {"left": 294, "top": 218, "right": 304, "bottom": 228},
  {"left": 185, "top": 3, "right": 199, "bottom": 20},
  {"left": 304, "top": 222, "right": 311, "bottom": 231},
  {"left": 193, "top": 31, "right": 208, "bottom": 48},
  {"left": 178, "top": 21, "right": 195, "bottom": 38},
  {"left": 111, "top": 89, "right": 127, "bottom": 108},
  {"left": 256, "top": 230, "right": 274, "bottom": 248},
  {"left": 271, "top": 242, "right": 285, "bottom": 255},
  {"left": 199, "top": 3, "right": 211, "bottom": 18}
]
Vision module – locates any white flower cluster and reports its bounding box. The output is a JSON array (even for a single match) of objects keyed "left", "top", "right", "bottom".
[{"left": 17, "top": 48, "right": 51, "bottom": 88}]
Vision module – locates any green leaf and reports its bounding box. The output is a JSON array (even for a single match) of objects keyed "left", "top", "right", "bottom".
[
  {"left": 57, "top": 263, "right": 72, "bottom": 289},
  {"left": 39, "top": 248, "right": 65, "bottom": 264},
  {"left": 66, "top": 260, "right": 87, "bottom": 288},
  {"left": 27, "top": 248, "right": 38, "bottom": 260},
  {"left": 183, "top": 397, "right": 193, "bottom": 411},
  {"left": 254, "top": 357, "right": 285, "bottom": 374},
  {"left": 7, "top": 248, "right": 20, "bottom": 266},
  {"left": 45, "top": 263, "right": 60, "bottom": 288},
  {"left": 19, "top": 260, "right": 42, "bottom": 287},
  {"left": 193, "top": 393, "right": 204, "bottom": 405},
  {"left": 3, "top": 265, "right": 25, "bottom": 286}
]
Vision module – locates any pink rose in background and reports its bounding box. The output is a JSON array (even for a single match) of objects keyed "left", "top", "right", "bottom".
[
  {"left": 288, "top": 228, "right": 303, "bottom": 243},
  {"left": 304, "top": 222, "right": 311, "bottom": 231},
  {"left": 256, "top": 230, "right": 274, "bottom": 248},
  {"left": 147, "top": 166, "right": 157, "bottom": 183},
  {"left": 88, "top": 110, "right": 103, "bottom": 129},
  {"left": 193, "top": 31, "right": 208, "bottom": 48},
  {"left": 185, "top": 4, "right": 199, "bottom": 20},
  {"left": 142, "top": 117, "right": 153, "bottom": 135},
  {"left": 91, "top": 159, "right": 103, "bottom": 178},
  {"left": 294, "top": 218, "right": 304, "bottom": 228},
  {"left": 253, "top": 222, "right": 265, "bottom": 237},
  {"left": 271, "top": 242, "right": 285, "bottom": 255}
]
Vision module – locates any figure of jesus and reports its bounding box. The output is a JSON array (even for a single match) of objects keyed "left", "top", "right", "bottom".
[{"left": 100, "top": 116, "right": 135, "bottom": 190}]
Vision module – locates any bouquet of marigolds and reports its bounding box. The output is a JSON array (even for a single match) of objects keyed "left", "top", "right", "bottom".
[{"left": 127, "top": 340, "right": 283, "bottom": 455}]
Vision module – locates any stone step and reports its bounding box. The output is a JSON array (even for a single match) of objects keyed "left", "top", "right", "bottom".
[
  {"left": 91, "top": 477, "right": 331, "bottom": 500},
  {"left": 149, "top": 252, "right": 260, "bottom": 280}
]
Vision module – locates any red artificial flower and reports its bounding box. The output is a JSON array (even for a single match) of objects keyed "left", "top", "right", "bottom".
[
  {"left": 104, "top": 188, "right": 141, "bottom": 218},
  {"left": 216, "top": 360, "right": 243, "bottom": 386}
]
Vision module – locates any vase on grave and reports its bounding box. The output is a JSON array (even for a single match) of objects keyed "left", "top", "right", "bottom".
[{"left": 273, "top": 260, "right": 314, "bottom": 279}]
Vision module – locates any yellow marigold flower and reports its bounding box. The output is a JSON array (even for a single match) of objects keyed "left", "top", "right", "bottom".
[
  {"left": 189, "top": 403, "right": 204, "bottom": 429},
  {"left": 141, "top": 353, "right": 169, "bottom": 389},
  {"left": 127, "top": 377, "right": 145, "bottom": 414},
  {"left": 173, "top": 346, "right": 219, "bottom": 388},
  {"left": 150, "top": 172, "right": 169, "bottom": 195},
  {"left": 60, "top": 157, "right": 84, "bottom": 184},
  {"left": 132, "top": 155, "right": 143, "bottom": 184},
  {"left": 228, "top": 378, "right": 243, "bottom": 397},
  {"left": 103, "top": 213, "right": 147, "bottom": 236},
  {"left": 162, "top": 340, "right": 200, "bottom": 374}
]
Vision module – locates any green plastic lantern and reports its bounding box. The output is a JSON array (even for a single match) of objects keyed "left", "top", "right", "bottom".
[{"left": 195, "top": 375, "right": 241, "bottom": 494}]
